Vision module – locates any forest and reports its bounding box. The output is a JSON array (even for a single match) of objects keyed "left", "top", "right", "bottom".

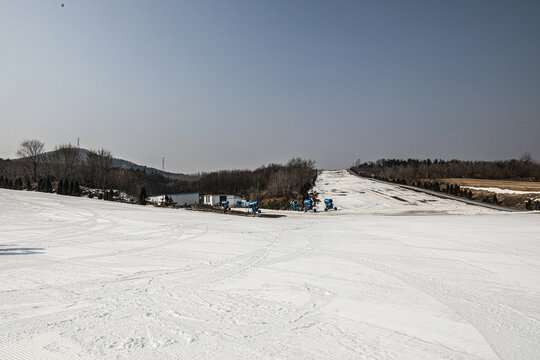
[
  {"left": 350, "top": 155, "right": 539, "bottom": 182},
  {"left": 0, "top": 139, "right": 317, "bottom": 208}
]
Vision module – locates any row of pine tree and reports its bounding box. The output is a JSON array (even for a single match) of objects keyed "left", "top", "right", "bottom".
[
  {"left": 57, "top": 178, "right": 81, "bottom": 196},
  {"left": 0, "top": 175, "right": 81, "bottom": 196}
]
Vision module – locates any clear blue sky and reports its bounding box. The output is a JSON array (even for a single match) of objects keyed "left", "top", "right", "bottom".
[{"left": 1, "top": 0, "right": 539, "bottom": 172}]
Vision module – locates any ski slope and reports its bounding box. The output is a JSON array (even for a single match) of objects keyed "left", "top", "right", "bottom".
[
  {"left": 1, "top": 173, "right": 539, "bottom": 359},
  {"left": 313, "top": 170, "right": 498, "bottom": 215}
]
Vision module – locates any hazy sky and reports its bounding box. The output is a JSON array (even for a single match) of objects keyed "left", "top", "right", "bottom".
[{"left": 1, "top": 1, "right": 539, "bottom": 173}]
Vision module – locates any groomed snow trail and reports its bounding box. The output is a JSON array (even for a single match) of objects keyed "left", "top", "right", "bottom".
[
  {"left": 313, "top": 170, "right": 499, "bottom": 215},
  {"left": 1, "top": 172, "right": 539, "bottom": 359}
]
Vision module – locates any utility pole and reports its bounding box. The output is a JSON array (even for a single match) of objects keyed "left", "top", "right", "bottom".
[
  {"left": 162, "top": 157, "right": 165, "bottom": 171},
  {"left": 77, "top": 138, "right": 80, "bottom": 148}
]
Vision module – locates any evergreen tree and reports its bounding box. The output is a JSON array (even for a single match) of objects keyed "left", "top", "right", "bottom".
[
  {"left": 45, "top": 177, "right": 53, "bottom": 193},
  {"left": 24, "top": 176, "right": 31, "bottom": 190},
  {"left": 57, "top": 179, "right": 63, "bottom": 195},
  {"left": 163, "top": 195, "right": 175, "bottom": 206},
  {"left": 68, "top": 180, "right": 74, "bottom": 196},
  {"left": 138, "top": 187, "right": 147, "bottom": 205},
  {"left": 62, "top": 178, "right": 69, "bottom": 195},
  {"left": 74, "top": 181, "right": 80, "bottom": 196}
]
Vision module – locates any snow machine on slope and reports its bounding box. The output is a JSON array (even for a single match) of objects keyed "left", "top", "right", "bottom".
[
  {"left": 324, "top": 198, "right": 337, "bottom": 211},
  {"left": 303, "top": 199, "right": 316, "bottom": 212},
  {"left": 220, "top": 200, "right": 230, "bottom": 211},
  {"left": 290, "top": 200, "right": 299, "bottom": 211},
  {"left": 248, "top": 201, "right": 261, "bottom": 214}
]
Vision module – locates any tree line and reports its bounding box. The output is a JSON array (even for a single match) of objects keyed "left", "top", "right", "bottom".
[
  {"left": 1, "top": 139, "right": 317, "bottom": 208},
  {"left": 350, "top": 154, "right": 539, "bottom": 182},
  {"left": 349, "top": 154, "right": 539, "bottom": 209}
]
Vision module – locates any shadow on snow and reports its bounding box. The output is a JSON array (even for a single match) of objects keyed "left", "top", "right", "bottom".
[{"left": 0, "top": 246, "right": 45, "bottom": 255}]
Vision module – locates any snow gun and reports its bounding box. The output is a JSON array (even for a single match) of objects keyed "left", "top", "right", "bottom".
[
  {"left": 220, "top": 200, "right": 230, "bottom": 211},
  {"left": 290, "top": 200, "right": 299, "bottom": 211},
  {"left": 248, "top": 201, "right": 261, "bottom": 214},
  {"left": 324, "top": 198, "right": 337, "bottom": 211},
  {"left": 303, "top": 199, "right": 316, "bottom": 212}
]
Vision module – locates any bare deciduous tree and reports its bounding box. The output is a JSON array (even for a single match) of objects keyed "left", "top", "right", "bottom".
[
  {"left": 85, "top": 148, "right": 112, "bottom": 188},
  {"left": 16, "top": 139, "right": 45, "bottom": 181},
  {"left": 50, "top": 143, "right": 81, "bottom": 179},
  {"left": 351, "top": 156, "right": 540, "bottom": 182}
]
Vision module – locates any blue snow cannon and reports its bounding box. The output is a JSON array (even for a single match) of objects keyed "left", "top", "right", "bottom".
[
  {"left": 248, "top": 201, "right": 261, "bottom": 214},
  {"left": 303, "top": 199, "right": 316, "bottom": 212},
  {"left": 290, "top": 200, "right": 299, "bottom": 211},
  {"left": 324, "top": 198, "right": 336, "bottom": 211},
  {"left": 220, "top": 200, "right": 230, "bottom": 211}
]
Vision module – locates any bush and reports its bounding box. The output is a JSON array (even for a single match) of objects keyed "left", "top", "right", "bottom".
[
  {"left": 138, "top": 187, "right": 147, "bottom": 205},
  {"left": 261, "top": 197, "right": 289, "bottom": 210}
]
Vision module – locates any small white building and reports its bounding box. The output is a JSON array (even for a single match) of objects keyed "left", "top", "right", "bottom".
[
  {"left": 203, "top": 194, "right": 245, "bottom": 206},
  {"left": 149, "top": 192, "right": 200, "bottom": 206}
]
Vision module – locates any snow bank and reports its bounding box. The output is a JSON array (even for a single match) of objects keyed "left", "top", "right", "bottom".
[{"left": 462, "top": 186, "right": 540, "bottom": 195}]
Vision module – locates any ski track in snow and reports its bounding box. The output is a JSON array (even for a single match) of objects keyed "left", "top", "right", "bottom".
[{"left": 1, "top": 170, "right": 539, "bottom": 359}]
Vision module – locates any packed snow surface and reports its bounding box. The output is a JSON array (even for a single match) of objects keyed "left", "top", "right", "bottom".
[
  {"left": 1, "top": 170, "right": 539, "bottom": 360},
  {"left": 313, "top": 171, "right": 499, "bottom": 215}
]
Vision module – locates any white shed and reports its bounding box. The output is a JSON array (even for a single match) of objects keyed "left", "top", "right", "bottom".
[
  {"left": 203, "top": 194, "right": 245, "bottom": 206},
  {"left": 227, "top": 195, "right": 246, "bottom": 207},
  {"left": 149, "top": 192, "right": 200, "bottom": 206}
]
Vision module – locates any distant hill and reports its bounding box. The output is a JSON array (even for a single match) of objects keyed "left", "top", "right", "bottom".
[
  {"left": 39, "top": 148, "right": 199, "bottom": 182},
  {"left": 111, "top": 157, "right": 198, "bottom": 181}
]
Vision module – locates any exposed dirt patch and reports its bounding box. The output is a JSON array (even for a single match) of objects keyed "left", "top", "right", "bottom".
[
  {"left": 391, "top": 196, "right": 407, "bottom": 202},
  {"left": 439, "top": 178, "right": 540, "bottom": 210},
  {"left": 381, "top": 210, "right": 451, "bottom": 216},
  {"left": 468, "top": 191, "right": 536, "bottom": 210},
  {"left": 441, "top": 178, "right": 540, "bottom": 192},
  {"left": 187, "top": 206, "right": 285, "bottom": 218}
]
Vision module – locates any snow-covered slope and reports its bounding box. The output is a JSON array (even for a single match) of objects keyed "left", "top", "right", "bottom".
[
  {"left": 1, "top": 179, "right": 539, "bottom": 359},
  {"left": 313, "top": 170, "right": 498, "bottom": 215}
]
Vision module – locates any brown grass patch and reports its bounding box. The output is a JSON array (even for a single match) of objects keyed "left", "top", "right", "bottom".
[
  {"left": 441, "top": 178, "right": 540, "bottom": 192},
  {"left": 436, "top": 178, "right": 540, "bottom": 210}
]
